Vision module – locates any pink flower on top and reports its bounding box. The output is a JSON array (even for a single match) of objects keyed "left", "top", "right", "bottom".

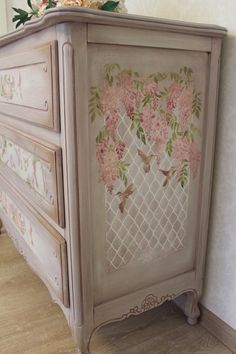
[
  {"left": 166, "top": 82, "right": 183, "bottom": 113},
  {"left": 172, "top": 138, "right": 190, "bottom": 162},
  {"left": 189, "top": 142, "right": 201, "bottom": 178},
  {"left": 178, "top": 88, "right": 193, "bottom": 132}
]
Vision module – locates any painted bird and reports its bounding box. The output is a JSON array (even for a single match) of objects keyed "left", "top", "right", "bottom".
[
  {"left": 137, "top": 149, "right": 156, "bottom": 173},
  {"left": 116, "top": 184, "right": 134, "bottom": 213},
  {"left": 159, "top": 167, "right": 176, "bottom": 187}
]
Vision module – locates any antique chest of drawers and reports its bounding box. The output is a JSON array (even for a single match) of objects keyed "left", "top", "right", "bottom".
[{"left": 0, "top": 8, "right": 226, "bottom": 354}]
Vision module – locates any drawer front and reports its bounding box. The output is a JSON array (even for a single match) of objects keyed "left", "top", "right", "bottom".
[
  {"left": 0, "top": 124, "right": 64, "bottom": 227},
  {"left": 0, "top": 42, "right": 59, "bottom": 131},
  {"left": 0, "top": 178, "right": 69, "bottom": 307}
]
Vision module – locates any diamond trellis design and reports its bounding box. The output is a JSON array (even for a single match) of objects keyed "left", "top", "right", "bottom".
[{"left": 106, "top": 114, "right": 189, "bottom": 272}]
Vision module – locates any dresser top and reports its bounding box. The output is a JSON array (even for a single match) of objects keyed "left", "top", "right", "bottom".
[{"left": 0, "top": 7, "right": 227, "bottom": 47}]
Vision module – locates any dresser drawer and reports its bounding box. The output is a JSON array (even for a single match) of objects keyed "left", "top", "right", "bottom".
[
  {"left": 0, "top": 177, "right": 69, "bottom": 307},
  {"left": 0, "top": 124, "right": 64, "bottom": 227},
  {"left": 0, "top": 42, "right": 59, "bottom": 131}
]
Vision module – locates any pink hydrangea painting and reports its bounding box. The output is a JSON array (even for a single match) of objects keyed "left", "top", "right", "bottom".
[{"left": 90, "top": 64, "right": 202, "bottom": 208}]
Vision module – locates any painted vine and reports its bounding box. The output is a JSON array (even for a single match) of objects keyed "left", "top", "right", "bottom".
[{"left": 90, "top": 64, "right": 202, "bottom": 212}]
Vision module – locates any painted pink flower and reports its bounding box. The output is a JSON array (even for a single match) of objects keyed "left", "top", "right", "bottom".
[
  {"left": 101, "top": 85, "right": 120, "bottom": 141},
  {"left": 172, "top": 138, "right": 190, "bottom": 162},
  {"left": 178, "top": 88, "right": 193, "bottom": 132},
  {"left": 189, "top": 142, "right": 201, "bottom": 178},
  {"left": 166, "top": 82, "right": 183, "bottom": 113},
  {"left": 96, "top": 138, "right": 109, "bottom": 163},
  {"left": 118, "top": 72, "right": 142, "bottom": 118},
  {"left": 145, "top": 81, "right": 159, "bottom": 110},
  {"left": 116, "top": 140, "right": 126, "bottom": 160},
  {"left": 120, "top": 89, "right": 142, "bottom": 118},
  {"left": 96, "top": 139, "right": 119, "bottom": 193},
  {"left": 141, "top": 106, "right": 168, "bottom": 163},
  {"left": 99, "top": 150, "right": 119, "bottom": 193},
  {"left": 119, "top": 72, "right": 133, "bottom": 90}
]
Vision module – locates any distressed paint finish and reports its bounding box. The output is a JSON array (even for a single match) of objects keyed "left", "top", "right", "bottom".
[
  {"left": 0, "top": 8, "right": 226, "bottom": 354},
  {"left": 0, "top": 188, "right": 68, "bottom": 305},
  {"left": 0, "top": 134, "right": 54, "bottom": 205}
]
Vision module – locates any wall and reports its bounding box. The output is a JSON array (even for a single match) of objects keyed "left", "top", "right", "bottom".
[
  {"left": 0, "top": 0, "right": 7, "bottom": 34},
  {"left": 6, "top": 0, "right": 29, "bottom": 32},
  {"left": 3, "top": 0, "right": 236, "bottom": 330}
]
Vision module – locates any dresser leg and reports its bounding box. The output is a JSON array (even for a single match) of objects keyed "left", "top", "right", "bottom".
[
  {"left": 71, "top": 326, "right": 91, "bottom": 354},
  {"left": 184, "top": 291, "right": 200, "bottom": 326},
  {"left": 0, "top": 219, "right": 2, "bottom": 235}
]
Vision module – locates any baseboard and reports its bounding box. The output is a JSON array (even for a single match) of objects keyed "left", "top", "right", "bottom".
[{"left": 200, "top": 305, "right": 236, "bottom": 353}]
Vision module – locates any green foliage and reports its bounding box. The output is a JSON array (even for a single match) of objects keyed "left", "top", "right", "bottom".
[
  {"left": 157, "top": 87, "right": 168, "bottom": 99},
  {"left": 190, "top": 123, "right": 201, "bottom": 136},
  {"left": 177, "top": 159, "right": 189, "bottom": 188},
  {"left": 27, "top": 0, "right": 33, "bottom": 10},
  {"left": 12, "top": 7, "right": 33, "bottom": 28},
  {"left": 104, "top": 63, "right": 120, "bottom": 86},
  {"left": 170, "top": 72, "right": 183, "bottom": 84},
  {"left": 149, "top": 72, "right": 168, "bottom": 83},
  {"left": 96, "top": 128, "right": 109, "bottom": 144},
  {"left": 142, "top": 95, "right": 151, "bottom": 107},
  {"left": 130, "top": 113, "right": 146, "bottom": 145},
  {"left": 133, "top": 79, "right": 144, "bottom": 91},
  {"left": 117, "top": 160, "right": 129, "bottom": 187},
  {"left": 46, "top": 0, "right": 53, "bottom": 9},
  {"left": 136, "top": 126, "right": 146, "bottom": 145},
  {"left": 166, "top": 139, "right": 173, "bottom": 157},
  {"left": 166, "top": 116, "right": 179, "bottom": 157},
  {"left": 192, "top": 90, "right": 201, "bottom": 118},
  {"left": 100, "top": 1, "right": 120, "bottom": 11},
  {"left": 130, "top": 112, "right": 141, "bottom": 131},
  {"left": 181, "top": 66, "right": 193, "bottom": 83},
  {"left": 89, "top": 87, "right": 102, "bottom": 122}
]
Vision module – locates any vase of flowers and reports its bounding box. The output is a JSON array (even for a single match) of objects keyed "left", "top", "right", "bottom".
[{"left": 12, "top": 0, "right": 127, "bottom": 28}]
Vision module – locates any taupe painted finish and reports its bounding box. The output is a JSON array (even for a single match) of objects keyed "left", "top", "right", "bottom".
[
  {"left": 0, "top": 123, "right": 65, "bottom": 226},
  {"left": 0, "top": 176, "right": 69, "bottom": 307},
  {"left": 0, "top": 9, "right": 226, "bottom": 354},
  {"left": 0, "top": 42, "right": 60, "bottom": 131}
]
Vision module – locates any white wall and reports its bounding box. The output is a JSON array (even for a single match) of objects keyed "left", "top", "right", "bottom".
[
  {"left": 3, "top": 0, "right": 236, "bottom": 330},
  {"left": 0, "top": 0, "right": 7, "bottom": 34}
]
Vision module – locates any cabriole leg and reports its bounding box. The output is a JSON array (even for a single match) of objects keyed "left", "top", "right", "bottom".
[{"left": 184, "top": 291, "right": 200, "bottom": 325}]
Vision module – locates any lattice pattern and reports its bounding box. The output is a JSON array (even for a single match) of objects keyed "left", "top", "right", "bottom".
[{"left": 106, "top": 114, "right": 189, "bottom": 272}]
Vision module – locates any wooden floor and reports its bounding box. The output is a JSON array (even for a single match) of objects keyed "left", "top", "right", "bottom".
[{"left": 0, "top": 232, "right": 233, "bottom": 354}]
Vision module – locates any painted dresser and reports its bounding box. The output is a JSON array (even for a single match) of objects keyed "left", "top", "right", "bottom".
[{"left": 0, "top": 8, "right": 226, "bottom": 354}]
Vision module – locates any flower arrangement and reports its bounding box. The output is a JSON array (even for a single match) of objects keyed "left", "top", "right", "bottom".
[{"left": 12, "top": 0, "right": 126, "bottom": 28}]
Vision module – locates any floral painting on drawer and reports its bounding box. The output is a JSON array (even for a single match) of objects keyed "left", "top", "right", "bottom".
[{"left": 0, "top": 73, "right": 22, "bottom": 101}]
